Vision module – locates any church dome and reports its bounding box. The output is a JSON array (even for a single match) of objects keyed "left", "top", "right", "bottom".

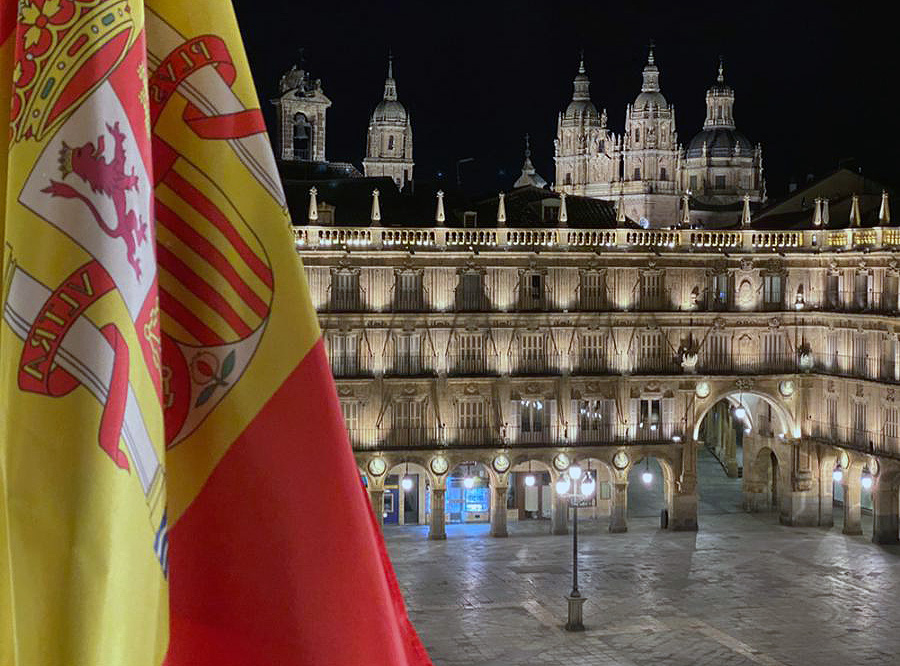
[
  {"left": 686, "top": 128, "right": 753, "bottom": 158},
  {"left": 634, "top": 90, "right": 668, "bottom": 109},
  {"left": 564, "top": 98, "right": 600, "bottom": 119},
  {"left": 373, "top": 98, "right": 408, "bottom": 123}
]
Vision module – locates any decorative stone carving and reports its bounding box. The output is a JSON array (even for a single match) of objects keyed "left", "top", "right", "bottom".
[
  {"left": 738, "top": 279, "right": 753, "bottom": 306},
  {"left": 681, "top": 351, "right": 698, "bottom": 373},
  {"left": 735, "top": 378, "right": 754, "bottom": 392}
]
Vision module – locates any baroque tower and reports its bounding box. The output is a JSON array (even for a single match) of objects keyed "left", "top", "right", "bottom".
[
  {"left": 554, "top": 57, "right": 614, "bottom": 195},
  {"left": 620, "top": 47, "right": 680, "bottom": 224},
  {"left": 363, "top": 55, "right": 414, "bottom": 189},
  {"left": 682, "top": 60, "right": 765, "bottom": 222},
  {"left": 272, "top": 60, "right": 331, "bottom": 162}
]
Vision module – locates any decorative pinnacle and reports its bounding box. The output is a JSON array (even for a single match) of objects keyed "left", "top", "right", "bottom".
[
  {"left": 647, "top": 39, "right": 655, "bottom": 65},
  {"left": 524, "top": 133, "right": 531, "bottom": 158},
  {"left": 388, "top": 49, "right": 393, "bottom": 79},
  {"left": 578, "top": 49, "right": 585, "bottom": 74},
  {"left": 717, "top": 56, "right": 724, "bottom": 83}
]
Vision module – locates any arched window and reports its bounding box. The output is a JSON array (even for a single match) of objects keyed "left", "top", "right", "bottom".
[
  {"left": 634, "top": 128, "right": 640, "bottom": 142},
  {"left": 292, "top": 112, "right": 311, "bottom": 160},
  {"left": 388, "top": 135, "right": 395, "bottom": 151}
]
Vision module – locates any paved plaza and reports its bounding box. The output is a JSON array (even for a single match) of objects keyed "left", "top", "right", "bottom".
[{"left": 385, "top": 451, "right": 900, "bottom": 665}]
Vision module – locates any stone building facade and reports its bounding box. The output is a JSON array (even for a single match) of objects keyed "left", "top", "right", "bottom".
[
  {"left": 293, "top": 187, "right": 900, "bottom": 545},
  {"left": 555, "top": 50, "right": 765, "bottom": 227}
]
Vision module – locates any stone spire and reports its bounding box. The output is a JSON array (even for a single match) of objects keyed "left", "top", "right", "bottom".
[
  {"left": 435, "top": 190, "right": 445, "bottom": 225},
  {"left": 616, "top": 195, "right": 626, "bottom": 225},
  {"left": 558, "top": 192, "right": 568, "bottom": 227},
  {"left": 850, "top": 193, "right": 862, "bottom": 227},
  {"left": 813, "top": 197, "right": 823, "bottom": 226},
  {"left": 681, "top": 194, "right": 691, "bottom": 225},
  {"left": 497, "top": 192, "right": 506, "bottom": 225},
  {"left": 880, "top": 190, "right": 891, "bottom": 225},
  {"left": 641, "top": 43, "right": 660, "bottom": 93},
  {"left": 308, "top": 186, "right": 319, "bottom": 222},
  {"left": 514, "top": 134, "right": 547, "bottom": 189},
  {"left": 704, "top": 57, "right": 735, "bottom": 129},
  {"left": 741, "top": 194, "right": 751, "bottom": 227},
  {"left": 383, "top": 52, "right": 397, "bottom": 101},
  {"left": 572, "top": 51, "right": 591, "bottom": 102},
  {"left": 370, "top": 188, "right": 381, "bottom": 225},
  {"left": 822, "top": 197, "right": 830, "bottom": 225}
]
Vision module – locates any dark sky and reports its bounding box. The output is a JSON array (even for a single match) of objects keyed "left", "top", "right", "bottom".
[{"left": 232, "top": 1, "right": 891, "bottom": 197}]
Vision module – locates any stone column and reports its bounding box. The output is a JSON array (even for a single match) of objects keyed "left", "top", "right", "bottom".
[
  {"left": 551, "top": 487, "right": 568, "bottom": 535},
  {"left": 609, "top": 481, "right": 628, "bottom": 533},
  {"left": 490, "top": 485, "right": 509, "bottom": 537},
  {"left": 429, "top": 487, "right": 447, "bottom": 540},
  {"left": 818, "top": 462, "right": 835, "bottom": 527},
  {"left": 842, "top": 469, "right": 863, "bottom": 536},
  {"left": 724, "top": 415, "right": 739, "bottom": 478},
  {"left": 872, "top": 482, "right": 899, "bottom": 545},
  {"left": 670, "top": 491, "right": 699, "bottom": 531},
  {"left": 369, "top": 488, "right": 385, "bottom": 526}
]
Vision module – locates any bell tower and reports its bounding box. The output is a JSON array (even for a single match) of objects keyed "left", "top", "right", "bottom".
[
  {"left": 363, "top": 54, "right": 414, "bottom": 189},
  {"left": 272, "top": 56, "right": 331, "bottom": 163}
]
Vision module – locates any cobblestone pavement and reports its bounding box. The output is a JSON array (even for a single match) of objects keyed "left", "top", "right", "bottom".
[{"left": 384, "top": 450, "right": 900, "bottom": 665}]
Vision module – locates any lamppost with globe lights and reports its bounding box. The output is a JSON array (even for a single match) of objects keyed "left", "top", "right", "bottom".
[{"left": 555, "top": 463, "right": 596, "bottom": 631}]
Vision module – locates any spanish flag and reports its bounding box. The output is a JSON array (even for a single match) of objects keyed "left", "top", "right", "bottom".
[{"left": 0, "top": 2, "right": 430, "bottom": 665}]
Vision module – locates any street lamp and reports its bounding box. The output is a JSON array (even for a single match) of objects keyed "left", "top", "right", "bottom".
[
  {"left": 832, "top": 461, "right": 843, "bottom": 483},
  {"left": 556, "top": 463, "right": 596, "bottom": 632},
  {"left": 641, "top": 458, "right": 653, "bottom": 485},
  {"left": 401, "top": 462, "right": 414, "bottom": 492},
  {"left": 525, "top": 460, "right": 536, "bottom": 487},
  {"left": 861, "top": 465, "right": 874, "bottom": 490}
]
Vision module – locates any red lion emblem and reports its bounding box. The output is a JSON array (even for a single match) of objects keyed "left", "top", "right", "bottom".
[{"left": 43, "top": 122, "right": 148, "bottom": 279}]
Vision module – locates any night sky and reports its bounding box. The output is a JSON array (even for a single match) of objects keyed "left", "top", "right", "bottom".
[{"left": 231, "top": 1, "right": 892, "bottom": 197}]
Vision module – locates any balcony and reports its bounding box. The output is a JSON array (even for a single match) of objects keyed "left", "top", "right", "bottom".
[
  {"left": 455, "top": 286, "right": 491, "bottom": 312},
  {"left": 698, "top": 353, "right": 799, "bottom": 375},
  {"left": 820, "top": 291, "right": 898, "bottom": 315},
  {"left": 383, "top": 353, "right": 437, "bottom": 377},
  {"left": 510, "top": 352, "right": 563, "bottom": 376},
  {"left": 813, "top": 353, "right": 897, "bottom": 383},
  {"left": 391, "top": 290, "right": 427, "bottom": 313},
  {"left": 329, "top": 353, "right": 374, "bottom": 378},
  {"left": 631, "top": 352, "right": 681, "bottom": 375},
  {"left": 574, "top": 352, "right": 614, "bottom": 375},
  {"left": 633, "top": 289, "right": 673, "bottom": 312},
  {"left": 447, "top": 353, "right": 499, "bottom": 376},
  {"left": 808, "top": 421, "right": 900, "bottom": 459},
  {"left": 576, "top": 289, "right": 608, "bottom": 312},
  {"left": 326, "top": 289, "right": 363, "bottom": 313}
]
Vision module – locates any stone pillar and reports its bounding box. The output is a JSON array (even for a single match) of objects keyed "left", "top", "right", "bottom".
[
  {"left": 723, "top": 416, "right": 739, "bottom": 478},
  {"left": 490, "top": 485, "right": 509, "bottom": 538},
  {"left": 429, "top": 487, "right": 447, "bottom": 540},
  {"left": 670, "top": 491, "right": 699, "bottom": 531},
  {"left": 609, "top": 481, "right": 628, "bottom": 533},
  {"left": 842, "top": 470, "right": 863, "bottom": 536},
  {"left": 551, "top": 487, "right": 568, "bottom": 535},
  {"left": 872, "top": 482, "right": 899, "bottom": 545},
  {"left": 369, "top": 488, "right": 385, "bottom": 526},
  {"left": 818, "top": 463, "right": 835, "bottom": 527}
]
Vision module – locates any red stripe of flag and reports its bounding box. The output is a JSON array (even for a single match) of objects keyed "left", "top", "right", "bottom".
[
  {"left": 163, "top": 170, "right": 274, "bottom": 290},
  {"left": 157, "top": 244, "right": 253, "bottom": 339},
  {"left": 159, "top": 287, "right": 226, "bottom": 347},
  {"left": 156, "top": 200, "right": 269, "bottom": 319},
  {"left": 166, "top": 340, "right": 432, "bottom": 665}
]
